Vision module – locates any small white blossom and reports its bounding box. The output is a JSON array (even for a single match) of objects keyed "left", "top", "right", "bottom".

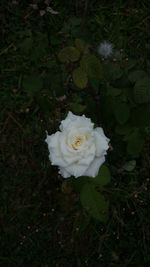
[
  {"left": 45, "top": 112, "right": 110, "bottom": 178},
  {"left": 98, "top": 41, "right": 113, "bottom": 58}
]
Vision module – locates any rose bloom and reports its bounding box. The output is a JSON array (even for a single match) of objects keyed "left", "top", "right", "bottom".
[{"left": 45, "top": 112, "right": 110, "bottom": 178}]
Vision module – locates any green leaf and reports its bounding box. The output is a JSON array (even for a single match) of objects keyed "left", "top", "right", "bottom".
[
  {"left": 115, "top": 124, "right": 133, "bottom": 135},
  {"left": 125, "top": 58, "right": 136, "bottom": 70},
  {"left": 111, "top": 75, "right": 131, "bottom": 89},
  {"left": 134, "top": 77, "right": 150, "bottom": 104},
  {"left": 69, "top": 102, "right": 86, "bottom": 113},
  {"left": 107, "top": 86, "right": 122, "bottom": 96},
  {"left": 84, "top": 95, "right": 97, "bottom": 122},
  {"left": 104, "top": 62, "right": 123, "bottom": 81},
  {"left": 114, "top": 103, "right": 130, "bottom": 125},
  {"left": 80, "top": 184, "right": 109, "bottom": 222},
  {"left": 128, "top": 70, "right": 148, "bottom": 83},
  {"left": 90, "top": 79, "right": 100, "bottom": 91},
  {"left": 101, "top": 96, "right": 115, "bottom": 127},
  {"left": 123, "top": 160, "right": 136, "bottom": 172},
  {"left": 58, "top": 46, "right": 80, "bottom": 63},
  {"left": 70, "top": 177, "right": 89, "bottom": 193},
  {"left": 75, "top": 38, "right": 85, "bottom": 53},
  {"left": 72, "top": 67, "right": 88, "bottom": 89},
  {"left": 22, "top": 75, "right": 43, "bottom": 93},
  {"left": 80, "top": 54, "right": 103, "bottom": 80},
  {"left": 93, "top": 165, "right": 111, "bottom": 186},
  {"left": 126, "top": 129, "right": 144, "bottom": 156},
  {"left": 131, "top": 105, "right": 150, "bottom": 127}
]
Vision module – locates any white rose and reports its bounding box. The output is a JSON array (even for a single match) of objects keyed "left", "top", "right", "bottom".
[{"left": 45, "top": 112, "right": 110, "bottom": 178}]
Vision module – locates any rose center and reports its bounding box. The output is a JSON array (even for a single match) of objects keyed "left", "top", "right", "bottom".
[{"left": 71, "top": 135, "right": 86, "bottom": 150}]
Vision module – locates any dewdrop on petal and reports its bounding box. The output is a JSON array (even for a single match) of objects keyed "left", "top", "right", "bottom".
[{"left": 98, "top": 41, "right": 113, "bottom": 58}]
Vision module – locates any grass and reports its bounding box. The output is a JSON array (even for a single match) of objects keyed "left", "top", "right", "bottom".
[{"left": 0, "top": 1, "right": 150, "bottom": 266}]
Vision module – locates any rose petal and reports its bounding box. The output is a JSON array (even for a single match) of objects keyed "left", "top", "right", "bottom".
[
  {"left": 59, "top": 167, "right": 71, "bottom": 178},
  {"left": 45, "top": 132, "right": 67, "bottom": 167},
  {"left": 59, "top": 132, "right": 95, "bottom": 164},
  {"left": 66, "top": 162, "right": 91, "bottom": 178},
  {"left": 94, "top": 128, "right": 109, "bottom": 157},
  {"left": 60, "top": 111, "right": 94, "bottom": 132},
  {"left": 65, "top": 143, "right": 96, "bottom": 178},
  {"left": 59, "top": 134, "right": 81, "bottom": 164},
  {"left": 79, "top": 143, "right": 95, "bottom": 165},
  {"left": 59, "top": 111, "right": 77, "bottom": 131},
  {"left": 83, "top": 156, "right": 105, "bottom": 177},
  {"left": 95, "top": 127, "right": 110, "bottom": 142},
  {"left": 45, "top": 131, "right": 61, "bottom": 148}
]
